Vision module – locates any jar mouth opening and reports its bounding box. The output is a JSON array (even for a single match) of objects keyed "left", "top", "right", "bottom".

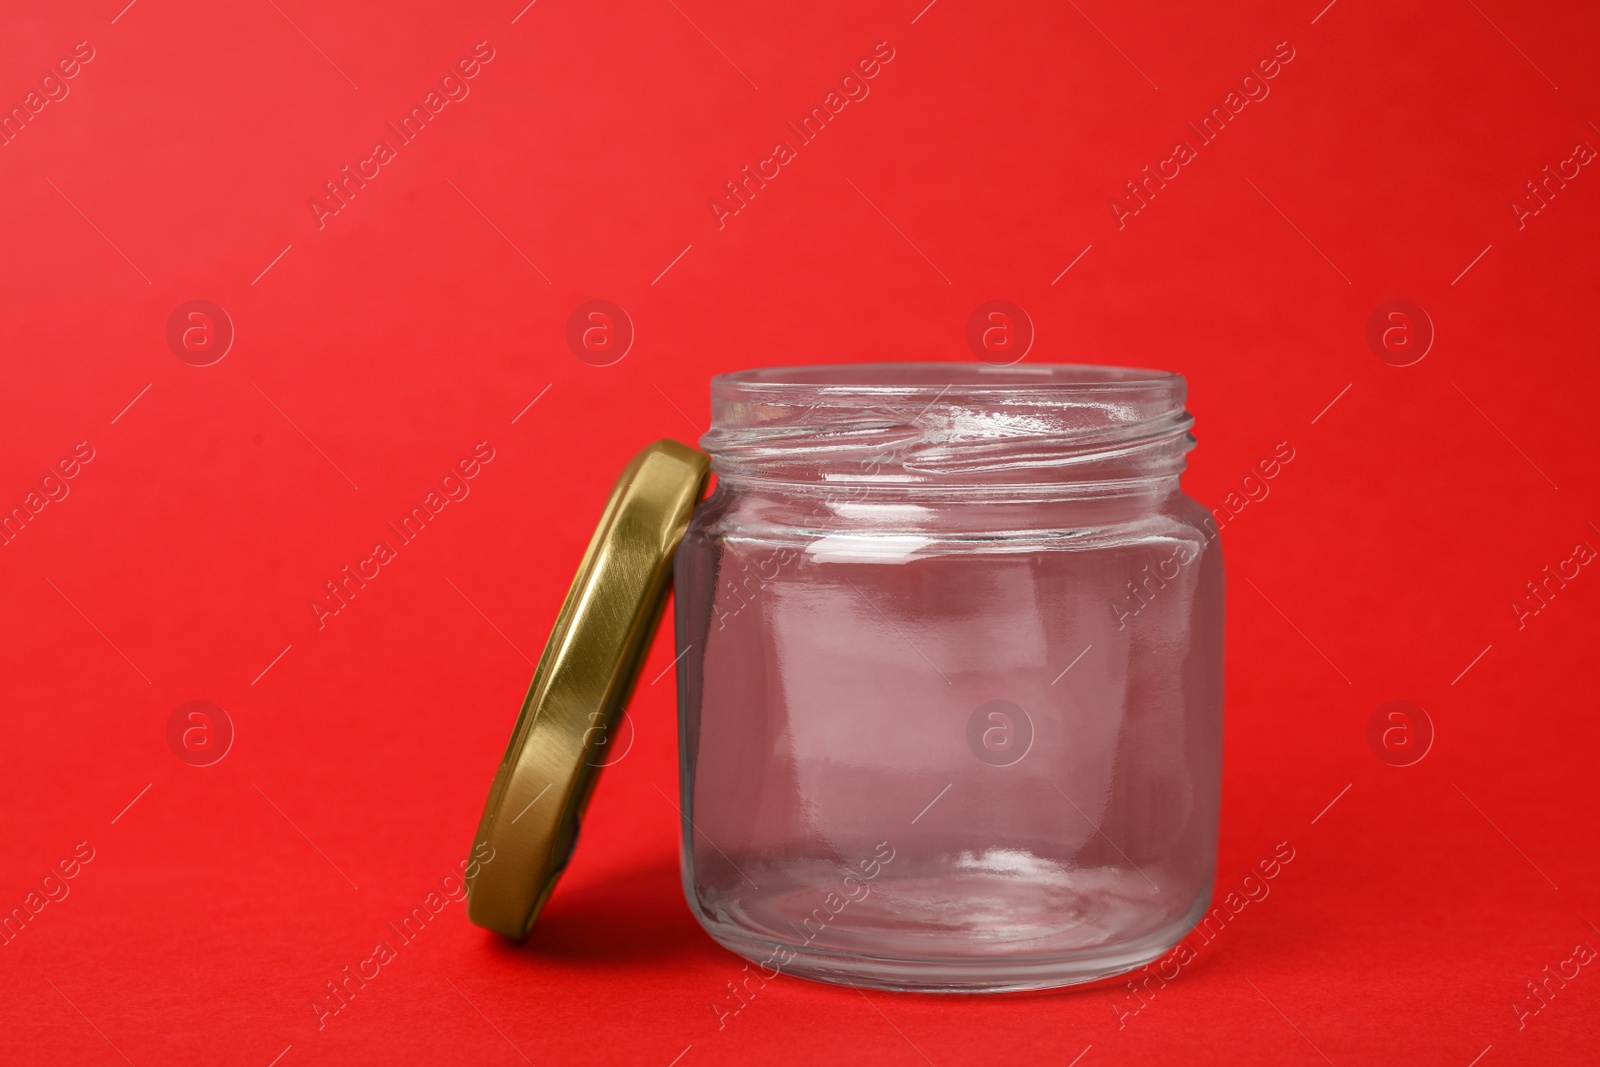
[
  {"left": 713, "top": 362, "right": 1181, "bottom": 396},
  {"left": 704, "top": 363, "right": 1194, "bottom": 494}
]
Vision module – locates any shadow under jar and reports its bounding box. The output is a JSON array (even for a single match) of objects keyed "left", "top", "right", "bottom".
[{"left": 672, "top": 364, "right": 1224, "bottom": 992}]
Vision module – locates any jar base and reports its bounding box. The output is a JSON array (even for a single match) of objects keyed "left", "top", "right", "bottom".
[{"left": 692, "top": 877, "right": 1213, "bottom": 994}]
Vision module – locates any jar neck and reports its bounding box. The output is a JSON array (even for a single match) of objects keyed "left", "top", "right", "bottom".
[{"left": 701, "top": 363, "right": 1195, "bottom": 502}]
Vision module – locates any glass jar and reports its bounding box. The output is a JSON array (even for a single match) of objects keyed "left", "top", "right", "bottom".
[{"left": 672, "top": 364, "right": 1224, "bottom": 992}]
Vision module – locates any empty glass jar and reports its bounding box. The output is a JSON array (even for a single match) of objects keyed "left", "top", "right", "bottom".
[{"left": 672, "top": 364, "right": 1224, "bottom": 992}]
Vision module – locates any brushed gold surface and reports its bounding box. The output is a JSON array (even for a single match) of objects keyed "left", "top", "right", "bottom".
[{"left": 466, "top": 439, "right": 709, "bottom": 939}]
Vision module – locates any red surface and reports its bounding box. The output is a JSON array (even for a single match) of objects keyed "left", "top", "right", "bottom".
[{"left": 2, "top": 1, "right": 1598, "bottom": 1063}]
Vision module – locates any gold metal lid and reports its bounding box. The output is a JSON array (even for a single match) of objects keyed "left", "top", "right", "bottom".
[{"left": 466, "top": 439, "right": 709, "bottom": 939}]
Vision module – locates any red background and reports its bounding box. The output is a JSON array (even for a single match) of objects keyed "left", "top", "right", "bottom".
[{"left": 2, "top": 0, "right": 1598, "bottom": 1063}]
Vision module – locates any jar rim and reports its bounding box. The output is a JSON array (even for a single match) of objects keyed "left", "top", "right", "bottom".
[
  {"left": 712, "top": 362, "right": 1182, "bottom": 395},
  {"left": 703, "top": 363, "right": 1194, "bottom": 493}
]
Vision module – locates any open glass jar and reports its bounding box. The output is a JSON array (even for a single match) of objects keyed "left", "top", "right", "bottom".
[{"left": 672, "top": 363, "right": 1224, "bottom": 992}]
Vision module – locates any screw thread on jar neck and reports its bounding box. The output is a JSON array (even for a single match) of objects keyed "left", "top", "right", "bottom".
[{"left": 702, "top": 363, "right": 1195, "bottom": 501}]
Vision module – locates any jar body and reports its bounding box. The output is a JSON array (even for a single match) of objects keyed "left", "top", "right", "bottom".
[{"left": 672, "top": 365, "right": 1224, "bottom": 992}]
